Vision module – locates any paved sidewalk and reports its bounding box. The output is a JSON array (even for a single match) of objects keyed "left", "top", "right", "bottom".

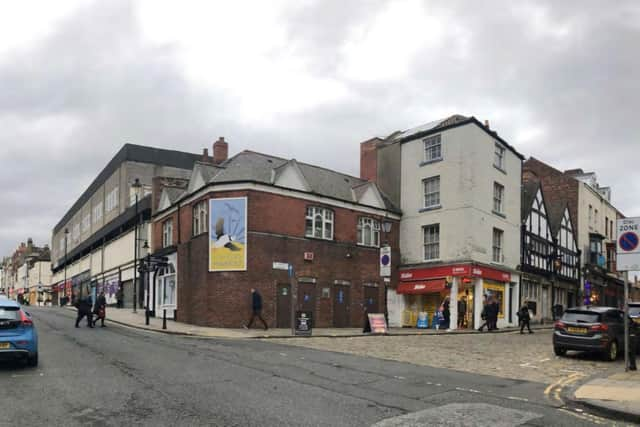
[
  {"left": 63, "top": 306, "right": 551, "bottom": 339},
  {"left": 573, "top": 371, "right": 640, "bottom": 422}
]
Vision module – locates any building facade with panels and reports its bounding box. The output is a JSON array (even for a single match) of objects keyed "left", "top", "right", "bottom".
[{"left": 50, "top": 144, "right": 200, "bottom": 307}]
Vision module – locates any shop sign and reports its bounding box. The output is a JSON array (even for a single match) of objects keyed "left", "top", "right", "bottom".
[
  {"left": 400, "top": 264, "right": 510, "bottom": 282},
  {"left": 367, "top": 313, "right": 388, "bottom": 334},
  {"left": 295, "top": 311, "right": 313, "bottom": 336},
  {"left": 272, "top": 262, "right": 289, "bottom": 271}
]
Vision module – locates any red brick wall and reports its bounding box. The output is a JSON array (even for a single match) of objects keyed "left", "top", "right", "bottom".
[
  {"left": 360, "top": 139, "right": 380, "bottom": 182},
  {"left": 163, "top": 188, "right": 400, "bottom": 328}
]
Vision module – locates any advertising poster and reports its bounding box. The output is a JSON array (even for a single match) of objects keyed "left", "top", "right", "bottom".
[{"left": 209, "top": 197, "right": 247, "bottom": 271}]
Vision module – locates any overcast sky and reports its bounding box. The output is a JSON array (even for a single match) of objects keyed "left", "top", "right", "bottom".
[{"left": 0, "top": 0, "right": 638, "bottom": 256}]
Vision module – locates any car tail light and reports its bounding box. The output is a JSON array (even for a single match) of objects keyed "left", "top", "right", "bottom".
[
  {"left": 19, "top": 311, "right": 33, "bottom": 326},
  {"left": 554, "top": 321, "right": 566, "bottom": 330},
  {"left": 590, "top": 323, "right": 608, "bottom": 332}
]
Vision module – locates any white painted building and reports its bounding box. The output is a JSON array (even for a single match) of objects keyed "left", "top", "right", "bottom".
[{"left": 361, "top": 115, "right": 524, "bottom": 329}]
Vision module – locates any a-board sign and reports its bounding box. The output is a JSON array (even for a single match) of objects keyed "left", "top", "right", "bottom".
[
  {"left": 367, "top": 313, "right": 388, "bottom": 334},
  {"left": 295, "top": 311, "right": 313, "bottom": 336}
]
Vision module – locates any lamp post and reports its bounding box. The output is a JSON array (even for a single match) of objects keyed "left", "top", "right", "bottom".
[
  {"left": 143, "top": 241, "right": 151, "bottom": 325},
  {"left": 132, "top": 178, "right": 142, "bottom": 313},
  {"left": 381, "top": 220, "right": 393, "bottom": 326},
  {"left": 64, "top": 228, "right": 69, "bottom": 305}
]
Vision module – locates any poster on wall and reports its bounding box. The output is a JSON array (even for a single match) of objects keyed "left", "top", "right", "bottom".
[{"left": 209, "top": 197, "right": 247, "bottom": 271}]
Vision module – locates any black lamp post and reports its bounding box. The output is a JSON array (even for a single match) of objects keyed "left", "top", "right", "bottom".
[
  {"left": 132, "top": 178, "right": 142, "bottom": 313},
  {"left": 64, "top": 228, "right": 69, "bottom": 304},
  {"left": 143, "top": 241, "right": 151, "bottom": 326},
  {"left": 381, "top": 220, "right": 393, "bottom": 326}
]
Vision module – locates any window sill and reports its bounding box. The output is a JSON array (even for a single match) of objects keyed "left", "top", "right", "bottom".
[
  {"left": 422, "top": 258, "right": 441, "bottom": 263},
  {"left": 492, "top": 210, "right": 506, "bottom": 218},
  {"left": 493, "top": 165, "right": 507, "bottom": 175},
  {"left": 356, "top": 243, "right": 381, "bottom": 249},
  {"left": 305, "top": 235, "right": 334, "bottom": 242},
  {"left": 419, "top": 205, "right": 442, "bottom": 213},
  {"left": 420, "top": 158, "right": 443, "bottom": 167},
  {"left": 191, "top": 231, "right": 208, "bottom": 239}
]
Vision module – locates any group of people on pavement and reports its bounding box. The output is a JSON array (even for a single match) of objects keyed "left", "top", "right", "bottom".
[
  {"left": 477, "top": 297, "right": 500, "bottom": 332},
  {"left": 74, "top": 291, "right": 107, "bottom": 328}
]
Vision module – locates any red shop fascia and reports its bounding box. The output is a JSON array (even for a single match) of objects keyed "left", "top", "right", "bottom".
[{"left": 398, "top": 263, "right": 511, "bottom": 294}]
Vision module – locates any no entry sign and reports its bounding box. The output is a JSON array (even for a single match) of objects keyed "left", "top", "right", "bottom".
[{"left": 617, "top": 217, "right": 640, "bottom": 271}]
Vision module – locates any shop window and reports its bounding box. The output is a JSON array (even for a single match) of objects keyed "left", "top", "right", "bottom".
[
  {"left": 305, "top": 206, "right": 334, "bottom": 240},
  {"left": 357, "top": 217, "right": 380, "bottom": 247},
  {"left": 423, "top": 134, "right": 442, "bottom": 162},
  {"left": 423, "top": 224, "right": 440, "bottom": 260},
  {"left": 483, "top": 282, "right": 505, "bottom": 318},
  {"left": 192, "top": 200, "right": 209, "bottom": 236}
]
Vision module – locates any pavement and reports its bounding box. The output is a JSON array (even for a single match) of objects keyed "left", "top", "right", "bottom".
[
  {"left": 1, "top": 306, "right": 627, "bottom": 426},
  {"left": 64, "top": 305, "right": 552, "bottom": 339},
  {"left": 572, "top": 371, "right": 640, "bottom": 423}
]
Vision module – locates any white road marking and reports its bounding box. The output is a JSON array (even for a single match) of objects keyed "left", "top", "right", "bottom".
[
  {"left": 538, "top": 358, "right": 550, "bottom": 362},
  {"left": 506, "top": 396, "right": 529, "bottom": 402}
]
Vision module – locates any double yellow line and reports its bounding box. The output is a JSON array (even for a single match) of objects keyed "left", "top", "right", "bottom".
[{"left": 544, "top": 372, "right": 585, "bottom": 405}]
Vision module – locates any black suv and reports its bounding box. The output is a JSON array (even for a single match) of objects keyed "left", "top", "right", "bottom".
[
  {"left": 630, "top": 301, "right": 640, "bottom": 326},
  {"left": 553, "top": 306, "right": 624, "bottom": 361}
]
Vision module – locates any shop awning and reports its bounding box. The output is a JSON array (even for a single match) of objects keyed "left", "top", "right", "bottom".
[{"left": 397, "top": 279, "right": 447, "bottom": 294}]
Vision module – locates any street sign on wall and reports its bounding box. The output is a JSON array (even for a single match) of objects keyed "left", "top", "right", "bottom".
[
  {"left": 617, "top": 217, "right": 640, "bottom": 271},
  {"left": 380, "top": 246, "right": 391, "bottom": 277}
]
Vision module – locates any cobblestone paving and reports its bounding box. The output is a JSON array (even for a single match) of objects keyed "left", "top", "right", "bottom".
[{"left": 270, "top": 330, "right": 620, "bottom": 384}]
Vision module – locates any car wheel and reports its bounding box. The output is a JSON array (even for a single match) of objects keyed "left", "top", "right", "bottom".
[
  {"left": 27, "top": 353, "right": 38, "bottom": 367},
  {"left": 554, "top": 346, "right": 567, "bottom": 356},
  {"left": 604, "top": 340, "right": 618, "bottom": 362}
]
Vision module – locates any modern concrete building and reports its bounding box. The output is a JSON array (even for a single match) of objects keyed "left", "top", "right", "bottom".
[
  {"left": 361, "top": 115, "right": 524, "bottom": 330},
  {"left": 50, "top": 144, "right": 200, "bottom": 307}
]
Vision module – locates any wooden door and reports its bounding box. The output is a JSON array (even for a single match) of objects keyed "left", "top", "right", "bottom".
[
  {"left": 333, "top": 285, "right": 351, "bottom": 327},
  {"left": 364, "top": 286, "right": 380, "bottom": 314},
  {"left": 276, "top": 284, "right": 291, "bottom": 328}
]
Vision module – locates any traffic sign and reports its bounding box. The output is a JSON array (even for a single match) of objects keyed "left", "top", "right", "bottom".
[
  {"left": 617, "top": 217, "right": 640, "bottom": 271},
  {"left": 380, "top": 245, "right": 391, "bottom": 277}
]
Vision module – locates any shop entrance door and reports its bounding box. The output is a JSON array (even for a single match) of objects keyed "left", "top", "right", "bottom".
[
  {"left": 276, "top": 284, "right": 291, "bottom": 328},
  {"left": 364, "top": 286, "right": 380, "bottom": 314},
  {"left": 298, "top": 283, "right": 316, "bottom": 326},
  {"left": 333, "top": 285, "right": 351, "bottom": 327}
]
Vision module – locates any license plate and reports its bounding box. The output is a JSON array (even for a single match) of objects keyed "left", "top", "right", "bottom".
[
  {"left": 0, "top": 342, "right": 10, "bottom": 349},
  {"left": 567, "top": 327, "right": 588, "bottom": 334}
]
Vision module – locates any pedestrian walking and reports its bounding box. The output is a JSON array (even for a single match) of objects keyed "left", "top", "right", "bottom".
[
  {"left": 116, "top": 287, "right": 124, "bottom": 309},
  {"left": 518, "top": 301, "right": 533, "bottom": 334},
  {"left": 477, "top": 299, "right": 489, "bottom": 332},
  {"left": 488, "top": 297, "right": 499, "bottom": 331},
  {"left": 93, "top": 291, "right": 107, "bottom": 327},
  {"left": 628, "top": 315, "right": 638, "bottom": 371},
  {"left": 441, "top": 296, "right": 451, "bottom": 329},
  {"left": 457, "top": 297, "right": 467, "bottom": 328},
  {"left": 244, "top": 288, "right": 268, "bottom": 330},
  {"left": 74, "top": 296, "right": 93, "bottom": 328}
]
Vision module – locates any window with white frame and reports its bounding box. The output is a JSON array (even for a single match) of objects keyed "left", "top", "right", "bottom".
[
  {"left": 305, "top": 207, "right": 334, "bottom": 240},
  {"left": 162, "top": 219, "right": 173, "bottom": 247},
  {"left": 129, "top": 184, "right": 152, "bottom": 206},
  {"left": 423, "top": 176, "right": 440, "bottom": 208},
  {"left": 494, "top": 143, "right": 505, "bottom": 170},
  {"left": 492, "top": 228, "right": 503, "bottom": 263},
  {"left": 106, "top": 187, "right": 119, "bottom": 213},
  {"left": 192, "top": 201, "right": 209, "bottom": 236},
  {"left": 493, "top": 182, "right": 504, "bottom": 214},
  {"left": 357, "top": 217, "right": 380, "bottom": 247},
  {"left": 423, "top": 224, "right": 440, "bottom": 260},
  {"left": 158, "top": 263, "right": 176, "bottom": 307},
  {"left": 423, "top": 135, "right": 442, "bottom": 162},
  {"left": 93, "top": 202, "right": 103, "bottom": 224}
]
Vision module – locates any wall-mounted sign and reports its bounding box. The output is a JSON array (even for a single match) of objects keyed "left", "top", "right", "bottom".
[
  {"left": 209, "top": 197, "right": 247, "bottom": 272},
  {"left": 272, "top": 262, "right": 289, "bottom": 271},
  {"left": 380, "top": 246, "right": 391, "bottom": 277},
  {"left": 304, "top": 252, "right": 314, "bottom": 261}
]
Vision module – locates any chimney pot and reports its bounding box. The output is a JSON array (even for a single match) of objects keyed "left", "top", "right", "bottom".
[
  {"left": 484, "top": 120, "right": 490, "bottom": 129},
  {"left": 213, "top": 137, "right": 229, "bottom": 164},
  {"left": 202, "top": 148, "right": 210, "bottom": 163}
]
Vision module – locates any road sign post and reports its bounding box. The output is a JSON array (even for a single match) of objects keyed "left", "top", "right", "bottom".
[{"left": 617, "top": 217, "right": 640, "bottom": 372}]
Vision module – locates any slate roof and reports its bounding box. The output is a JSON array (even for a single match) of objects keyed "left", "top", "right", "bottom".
[
  {"left": 200, "top": 150, "right": 400, "bottom": 213},
  {"left": 164, "top": 187, "right": 186, "bottom": 204}
]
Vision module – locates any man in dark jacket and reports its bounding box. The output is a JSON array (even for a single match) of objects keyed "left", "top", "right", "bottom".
[
  {"left": 245, "top": 288, "right": 268, "bottom": 330},
  {"left": 75, "top": 296, "right": 93, "bottom": 328},
  {"left": 487, "top": 298, "right": 499, "bottom": 331},
  {"left": 518, "top": 302, "right": 533, "bottom": 334}
]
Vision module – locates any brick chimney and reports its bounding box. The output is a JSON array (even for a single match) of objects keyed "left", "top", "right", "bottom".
[
  {"left": 360, "top": 138, "right": 379, "bottom": 182},
  {"left": 201, "top": 148, "right": 212, "bottom": 164},
  {"left": 213, "top": 137, "right": 228, "bottom": 165}
]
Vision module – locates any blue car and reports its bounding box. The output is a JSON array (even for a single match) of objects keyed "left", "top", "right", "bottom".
[{"left": 0, "top": 297, "right": 38, "bottom": 367}]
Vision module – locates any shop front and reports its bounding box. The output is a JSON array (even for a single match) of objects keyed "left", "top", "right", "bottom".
[{"left": 395, "top": 263, "right": 518, "bottom": 330}]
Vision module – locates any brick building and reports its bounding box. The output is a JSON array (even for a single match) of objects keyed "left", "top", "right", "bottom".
[{"left": 151, "top": 138, "right": 401, "bottom": 328}]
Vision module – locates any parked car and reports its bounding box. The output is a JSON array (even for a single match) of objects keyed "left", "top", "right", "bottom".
[
  {"left": 630, "top": 301, "right": 640, "bottom": 325},
  {"left": 553, "top": 306, "right": 624, "bottom": 361},
  {"left": 0, "top": 297, "right": 38, "bottom": 367}
]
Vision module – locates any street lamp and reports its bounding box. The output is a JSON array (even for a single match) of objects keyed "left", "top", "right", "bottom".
[
  {"left": 143, "top": 240, "right": 151, "bottom": 326},
  {"left": 132, "top": 178, "right": 142, "bottom": 313},
  {"left": 64, "top": 228, "right": 69, "bottom": 305}
]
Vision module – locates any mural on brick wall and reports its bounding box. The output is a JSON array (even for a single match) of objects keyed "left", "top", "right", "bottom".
[{"left": 209, "top": 197, "right": 247, "bottom": 271}]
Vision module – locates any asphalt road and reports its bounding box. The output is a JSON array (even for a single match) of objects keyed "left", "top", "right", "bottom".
[{"left": 0, "top": 307, "right": 630, "bottom": 426}]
